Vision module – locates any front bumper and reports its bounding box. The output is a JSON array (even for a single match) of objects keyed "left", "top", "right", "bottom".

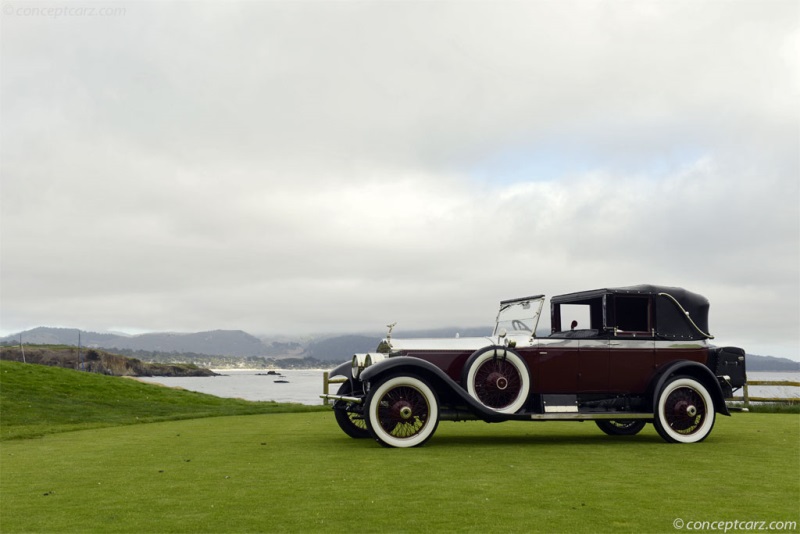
[{"left": 320, "top": 393, "right": 362, "bottom": 404}]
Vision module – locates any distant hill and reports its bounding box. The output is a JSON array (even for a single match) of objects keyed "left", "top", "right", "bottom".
[
  {"left": 305, "top": 335, "right": 382, "bottom": 361},
  {"left": 746, "top": 354, "right": 800, "bottom": 372},
  {"left": 1, "top": 327, "right": 267, "bottom": 357},
  {"left": 304, "top": 327, "right": 494, "bottom": 361}
]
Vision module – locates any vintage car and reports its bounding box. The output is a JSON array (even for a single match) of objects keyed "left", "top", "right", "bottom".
[{"left": 321, "top": 285, "right": 747, "bottom": 448}]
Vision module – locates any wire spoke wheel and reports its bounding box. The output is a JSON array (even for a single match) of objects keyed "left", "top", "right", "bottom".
[
  {"left": 596, "top": 419, "right": 647, "bottom": 436},
  {"left": 464, "top": 348, "right": 530, "bottom": 414},
  {"left": 665, "top": 388, "right": 706, "bottom": 432},
  {"left": 365, "top": 375, "right": 439, "bottom": 448},
  {"left": 377, "top": 386, "right": 428, "bottom": 438},
  {"left": 654, "top": 376, "right": 715, "bottom": 443},
  {"left": 333, "top": 381, "right": 370, "bottom": 439},
  {"left": 473, "top": 358, "right": 522, "bottom": 409}
]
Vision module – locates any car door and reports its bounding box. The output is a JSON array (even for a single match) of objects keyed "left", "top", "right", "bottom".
[
  {"left": 530, "top": 338, "right": 579, "bottom": 393},
  {"left": 577, "top": 338, "right": 610, "bottom": 392},
  {"left": 608, "top": 337, "right": 655, "bottom": 393}
]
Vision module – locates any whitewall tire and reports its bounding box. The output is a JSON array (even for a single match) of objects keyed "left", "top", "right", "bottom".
[
  {"left": 365, "top": 375, "right": 439, "bottom": 448},
  {"left": 654, "top": 376, "right": 716, "bottom": 443}
]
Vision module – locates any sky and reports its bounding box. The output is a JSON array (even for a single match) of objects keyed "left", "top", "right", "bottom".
[{"left": 1, "top": 1, "right": 798, "bottom": 360}]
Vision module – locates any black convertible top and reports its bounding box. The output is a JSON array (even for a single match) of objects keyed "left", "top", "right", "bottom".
[{"left": 551, "top": 284, "right": 712, "bottom": 340}]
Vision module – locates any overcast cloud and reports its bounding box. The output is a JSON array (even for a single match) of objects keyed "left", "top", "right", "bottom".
[{"left": 1, "top": 1, "right": 798, "bottom": 359}]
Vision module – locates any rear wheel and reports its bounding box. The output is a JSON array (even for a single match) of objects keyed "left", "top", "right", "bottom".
[
  {"left": 365, "top": 375, "right": 439, "bottom": 448},
  {"left": 596, "top": 420, "right": 647, "bottom": 436},
  {"left": 333, "top": 381, "right": 370, "bottom": 439},
  {"left": 653, "top": 376, "right": 715, "bottom": 443}
]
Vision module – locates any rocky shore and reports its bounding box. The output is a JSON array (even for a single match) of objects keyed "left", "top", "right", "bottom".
[{"left": 0, "top": 346, "right": 217, "bottom": 377}]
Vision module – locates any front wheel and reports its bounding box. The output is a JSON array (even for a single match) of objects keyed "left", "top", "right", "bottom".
[
  {"left": 596, "top": 420, "right": 647, "bottom": 436},
  {"left": 653, "top": 376, "right": 715, "bottom": 443},
  {"left": 364, "top": 375, "right": 439, "bottom": 448}
]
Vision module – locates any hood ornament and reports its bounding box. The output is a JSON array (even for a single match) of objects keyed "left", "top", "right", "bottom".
[{"left": 386, "top": 322, "right": 397, "bottom": 343}]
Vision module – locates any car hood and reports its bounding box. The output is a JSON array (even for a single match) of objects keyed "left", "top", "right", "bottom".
[{"left": 388, "top": 336, "right": 496, "bottom": 352}]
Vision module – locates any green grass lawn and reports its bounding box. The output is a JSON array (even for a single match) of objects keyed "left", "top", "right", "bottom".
[
  {"left": 0, "top": 360, "right": 325, "bottom": 440},
  {"left": 1, "top": 361, "right": 798, "bottom": 533}
]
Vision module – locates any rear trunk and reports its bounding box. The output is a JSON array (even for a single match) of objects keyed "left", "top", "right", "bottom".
[{"left": 708, "top": 346, "right": 747, "bottom": 388}]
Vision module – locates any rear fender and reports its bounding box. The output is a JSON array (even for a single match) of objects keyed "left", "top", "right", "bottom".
[{"left": 648, "top": 360, "right": 730, "bottom": 416}]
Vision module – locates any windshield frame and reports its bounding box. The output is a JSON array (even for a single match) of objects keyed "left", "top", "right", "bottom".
[{"left": 493, "top": 295, "right": 545, "bottom": 338}]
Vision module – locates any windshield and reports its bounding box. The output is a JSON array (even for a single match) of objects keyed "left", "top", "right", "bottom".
[{"left": 493, "top": 296, "right": 545, "bottom": 336}]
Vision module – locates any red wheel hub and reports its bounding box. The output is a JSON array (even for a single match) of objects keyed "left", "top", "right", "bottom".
[{"left": 485, "top": 372, "right": 509, "bottom": 391}]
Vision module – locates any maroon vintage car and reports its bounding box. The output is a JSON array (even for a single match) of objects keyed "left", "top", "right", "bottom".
[{"left": 321, "top": 285, "right": 747, "bottom": 448}]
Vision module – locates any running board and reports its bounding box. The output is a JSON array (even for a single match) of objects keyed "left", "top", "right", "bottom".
[{"left": 529, "top": 413, "right": 653, "bottom": 421}]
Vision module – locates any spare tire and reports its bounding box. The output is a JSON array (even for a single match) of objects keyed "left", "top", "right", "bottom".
[{"left": 462, "top": 347, "right": 530, "bottom": 414}]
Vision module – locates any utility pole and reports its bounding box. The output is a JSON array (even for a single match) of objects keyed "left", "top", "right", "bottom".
[
  {"left": 78, "top": 330, "right": 83, "bottom": 371},
  {"left": 19, "top": 334, "right": 26, "bottom": 364}
]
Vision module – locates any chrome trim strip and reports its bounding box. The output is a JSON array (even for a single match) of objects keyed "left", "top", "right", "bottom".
[
  {"left": 538, "top": 338, "right": 707, "bottom": 349},
  {"left": 579, "top": 339, "right": 610, "bottom": 349},
  {"left": 541, "top": 339, "right": 587, "bottom": 349},
  {"left": 654, "top": 340, "right": 707, "bottom": 349}
]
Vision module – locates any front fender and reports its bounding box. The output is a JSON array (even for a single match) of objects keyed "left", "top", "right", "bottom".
[
  {"left": 649, "top": 360, "right": 730, "bottom": 416},
  {"left": 327, "top": 360, "right": 353, "bottom": 380},
  {"left": 360, "top": 356, "right": 447, "bottom": 383},
  {"left": 360, "top": 356, "right": 508, "bottom": 422}
]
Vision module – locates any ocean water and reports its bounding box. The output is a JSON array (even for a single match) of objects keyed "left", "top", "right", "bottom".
[
  {"left": 137, "top": 369, "right": 330, "bottom": 406},
  {"left": 137, "top": 370, "right": 799, "bottom": 406},
  {"left": 741, "top": 372, "right": 800, "bottom": 401}
]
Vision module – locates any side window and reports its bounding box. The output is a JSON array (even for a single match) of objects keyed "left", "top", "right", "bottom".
[
  {"left": 559, "top": 304, "right": 591, "bottom": 332},
  {"left": 551, "top": 298, "right": 603, "bottom": 337},
  {"left": 614, "top": 296, "right": 652, "bottom": 335}
]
